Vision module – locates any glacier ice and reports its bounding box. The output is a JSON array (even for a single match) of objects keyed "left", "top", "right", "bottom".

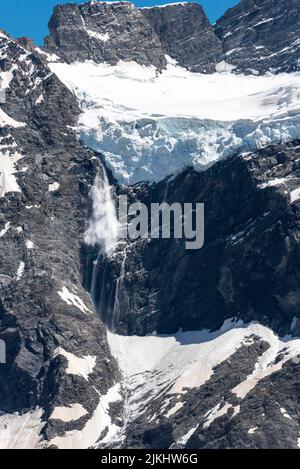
[{"left": 49, "top": 60, "right": 300, "bottom": 184}]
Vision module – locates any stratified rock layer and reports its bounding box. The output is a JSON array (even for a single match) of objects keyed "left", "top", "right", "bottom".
[
  {"left": 141, "top": 3, "right": 224, "bottom": 73},
  {"left": 215, "top": 0, "right": 300, "bottom": 74}
]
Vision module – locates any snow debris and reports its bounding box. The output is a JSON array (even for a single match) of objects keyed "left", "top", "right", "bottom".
[
  {"left": 108, "top": 320, "right": 300, "bottom": 426},
  {"left": 16, "top": 261, "right": 25, "bottom": 280},
  {"left": 84, "top": 171, "right": 119, "bottom": 254}
]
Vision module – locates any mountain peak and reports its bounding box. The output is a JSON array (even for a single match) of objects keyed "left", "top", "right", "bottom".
[{"left": 44, "top": 1, "right": 224, "bottom": 73}]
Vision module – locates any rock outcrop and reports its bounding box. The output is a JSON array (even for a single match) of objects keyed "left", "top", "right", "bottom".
[
  {"left": 86, "top": 141, "right": 300, "bottom": 337},
  {"left": 44, "top": 2, "right": 224, "bottom": 73},
  {"left": 215, "top": 0, "right": 300, "bottom": 74},
  {"left": 140, "top": 3, "right": 224, "bottom": 73}
]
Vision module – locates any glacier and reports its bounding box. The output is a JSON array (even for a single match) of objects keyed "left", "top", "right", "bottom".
[{"left": 49, "top": 59, "right": 300, "bottom": 184}]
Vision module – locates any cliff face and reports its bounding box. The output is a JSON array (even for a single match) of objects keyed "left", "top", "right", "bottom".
[
  {"left": 140, "top": 3, "right": 224, "bottom": 73},
  {"left": 215, "top": 0, "right": 300, "bottom": 74},
  {"left": 44, "top": 0, "right": 300, "bottom": 75},
  {"left": 87, "top": 141, "right": 300, "bottom": 337},
  {"left": 0, "top": 31, "right": 120, "bottom": 447},
  {"left": 44, "top": 2, "right": 224, "bottom": 73}
]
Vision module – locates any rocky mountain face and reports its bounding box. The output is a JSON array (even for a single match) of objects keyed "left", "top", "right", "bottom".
[
  {"left": 0, "top": 31, "right": 120, "bottom": 447},
  {"left": 87, "top": 142, "right": 300, "bottom": 338},
  {"left": 44, "top": 0, "right": 300, "bottom": 75},
  {"left": 45, "top": 2, "right": 167, "bottom": 70},
  {"left": 215, "top": 0, "right": 300, "bottom": 74},
  {"left": 44, "top": 1, "right": 223, "bottom": 73},
  {"left": 1, "top": 0, "right": 300, "bottom": 450}
]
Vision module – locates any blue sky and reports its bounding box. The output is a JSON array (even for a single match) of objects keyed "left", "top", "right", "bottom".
[{"left": 0, "top": 1, "right": 239, "bottom": 45}]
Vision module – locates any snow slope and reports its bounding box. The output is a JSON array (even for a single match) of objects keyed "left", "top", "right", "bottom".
[
  {"left": 107, "top": 319, "right": 300, "bottom": 443},
  {"left": 50, "top": 59, "right": 300, "bottom": 184},
  {"left": 0, "top": 409, "right": 44, "bottom": 449}
]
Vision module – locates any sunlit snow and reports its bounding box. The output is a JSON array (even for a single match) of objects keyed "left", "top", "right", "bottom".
[
  {"left": 108, "top": 320, "right": 300, "bottom": 431},
  {"left": 53, "top": 347, "right": 96, "bottom": 381},
  {"left": 50, "top": 60, "right": 300, "bottom": 183}
]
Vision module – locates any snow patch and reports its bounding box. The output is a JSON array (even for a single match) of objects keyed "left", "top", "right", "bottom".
[
  {"left": 203, "top": 402, "right": 232, "bottom": 429},
  {"left": 86, "top": 30, "right": 110, "bottom": 42},
  {"left": 0, "top": 65, "right": 16, "bottom": 91},
  {"left": 50, "top": 404, "right": 88, "bottom": 423},
  {"left": 0, "top": 151, "right": 22, "bottom": 197},
  {"left": 280, "top": 407, "right": 292, "bottom": 420},
  {"left": 16, "top": 261, "right": 24, "bottom": 280},
  {"left": 53, "top": 347, "right": 96, "bottom": 381},
  {"left": 215, "top": 60, "right": 236, "bottom": 73},
  {"left": 232, "top": 331, "right": 300, "bottom": 399},
  {"left": 290, "top": 187, "right": 300, "bottom": 203},
  {"left": 35, "top": 94, "right": 44, "bottom": 105},
  {"left": 35, "top": 47, "right": 60, "bottom": 63},
  {"left": 0, "top": 108, "right": 26, "bottom": 128},
  {"left": 177, "top": 424, "right": 199, "bottom": 446},
  {"left": 259, "top": 177, "right": 290, "bottom": 189},
  {"left": 165, "top": 401, "right": 183, "bottom": 418},
  {"left": 0, "top": 221, "right": 10, "bottom": 237},
  {"left": 57, "top": 286, "right": 92, "bottom": 314},
  {"left": 248, "top": 426, "right": 258, "bottom": 434},
  {"left": 48, "top": 384, "right": 122, "bottom": 449},
  {"left": 25, "top": 240, "right": 34, "bottom": 249}
]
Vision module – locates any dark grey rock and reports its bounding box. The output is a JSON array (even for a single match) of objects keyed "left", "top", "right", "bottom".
[
  {"left": 215, "top": 0, "right": 300, "bottom": 74},
  {"left": 0, "top": 32, "right": 120, "bottom": 442},
  {"left": 140, "top": 3, "right": 224, "bottom": 73},
  {"left": 87, "top": 141, "right": 300, "bottom": 337},
  {"left": 44, "top": 2, "right": 167, "bottom": 70}
]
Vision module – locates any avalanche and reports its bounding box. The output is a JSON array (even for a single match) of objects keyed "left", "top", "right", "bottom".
[{"left": 50, "top": 59, "right": 300, "bottom": 184}]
